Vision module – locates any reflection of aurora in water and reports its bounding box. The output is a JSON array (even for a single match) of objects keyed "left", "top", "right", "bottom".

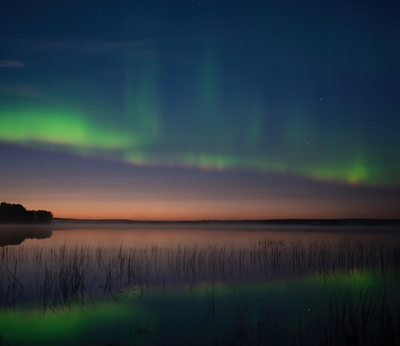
[
  {"left": 0, "top": 272, "right": 398, "bottom": 346},
  {"left": 0, "top": 233, "right": 399, "bottom": 345}
]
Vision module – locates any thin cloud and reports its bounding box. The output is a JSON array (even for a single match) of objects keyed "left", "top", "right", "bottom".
[
  {"left": 0, "top": 83, "right": 47, "bottom": 99},
  {"left": 0, "top": 60, "right": 24, "bottom": 67},
  {"left": 1, "top": 38, "right": 191, "bottom": 65},
  {"left": 19, "top": 39, "right": 145, "bottom": 55}
]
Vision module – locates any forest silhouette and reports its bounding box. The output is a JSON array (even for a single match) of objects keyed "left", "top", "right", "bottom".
[{"left": 0, "top": 202, "right": 53, "bottom": 223}]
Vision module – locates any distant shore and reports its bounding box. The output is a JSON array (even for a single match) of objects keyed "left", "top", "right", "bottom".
[{"left": 52, "top": 218, "right": 400, "bottom": 227}]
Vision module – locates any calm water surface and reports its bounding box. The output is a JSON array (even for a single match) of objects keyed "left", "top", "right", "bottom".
[{"left": 0, "top": 223, "right": 399, "bottom": 345}]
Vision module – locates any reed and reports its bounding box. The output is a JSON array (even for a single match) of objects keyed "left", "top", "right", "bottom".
[
  {"left": 0, "top": 237, "right": 399, "bottom": 345},
  {"left": 1, "top": 239, "right": 399, "bottom": 306}
]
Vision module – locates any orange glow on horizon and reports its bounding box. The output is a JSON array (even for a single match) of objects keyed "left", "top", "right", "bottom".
[{"left": 16, "top": 198, "right": 397, "bottom": 221}]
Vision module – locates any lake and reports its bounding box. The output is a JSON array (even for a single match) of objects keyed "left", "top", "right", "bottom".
[{"left": 0, "top": 222, "right": 399, "bottom": 345}]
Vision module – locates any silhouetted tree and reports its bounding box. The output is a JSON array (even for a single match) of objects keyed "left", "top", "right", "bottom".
[
  {"left": 0, "top": 202, "right": 53, "bottom": 224},
  {"left": 35, "top": 210, "right": 53, "bottom": 223}
]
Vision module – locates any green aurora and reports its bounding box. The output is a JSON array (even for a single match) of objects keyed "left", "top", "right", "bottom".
[
  {"left": 1, "top": 0, "right": 399, "bottom": 193},
  {"left": 0, "top": 103, "right": 398, "bottom": 187}
]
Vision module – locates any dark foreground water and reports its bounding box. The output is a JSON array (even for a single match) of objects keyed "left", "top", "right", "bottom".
[{"left": 0, "top": 222, "right": 399, "bottom": 345}]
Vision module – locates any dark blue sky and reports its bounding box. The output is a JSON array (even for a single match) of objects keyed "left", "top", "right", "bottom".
[{"left": 1, "top": 1, "right": 399, "bottom": 219}]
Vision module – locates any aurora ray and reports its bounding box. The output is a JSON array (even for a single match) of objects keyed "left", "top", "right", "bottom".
[
  {"left": 1, "top": 0, "right": 399, "bottom": 219},
  {"left": 1, "top": 100, "right": 398, "bottom": 186}
]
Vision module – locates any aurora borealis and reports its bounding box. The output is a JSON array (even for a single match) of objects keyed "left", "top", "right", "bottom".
[{"left": 1, "top": 1, "right": 399, "bottom": 219}]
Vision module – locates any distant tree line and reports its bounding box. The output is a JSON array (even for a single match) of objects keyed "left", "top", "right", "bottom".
[{"left": 0, "top": 202, "right": 53, "bottom": 224}]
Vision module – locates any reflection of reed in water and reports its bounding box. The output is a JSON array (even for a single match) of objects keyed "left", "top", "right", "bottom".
[
  {"left": 0, "top": 227, "right": 52, "bottom": 246},
  {"left": 0, "top": 239, "right": 399, "bottom": 307},
  {"left": 0, "top": 239, "right": 399, "bottom": 345},
  {"left": 217, "top": 284, "right": 400, "bottom": 346},
  {"left": 319, "top": 287, "right": 400, "bottom": 345}
]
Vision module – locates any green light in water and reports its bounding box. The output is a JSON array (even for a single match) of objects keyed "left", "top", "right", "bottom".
[
  {"left": 0, "top": 270, "right": 382, "bottom": 345},
  {"left": 0, "top": 301, "right": 144, "bottom": 345}
]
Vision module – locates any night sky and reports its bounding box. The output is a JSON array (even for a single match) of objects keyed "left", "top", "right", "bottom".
[{"left": 1, "top": 1, "right": 399, "bottom": 220}]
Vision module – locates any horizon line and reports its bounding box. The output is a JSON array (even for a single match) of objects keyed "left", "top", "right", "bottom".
[{"left": 52, "top": 217, "right": 400, "bottom": 224}]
